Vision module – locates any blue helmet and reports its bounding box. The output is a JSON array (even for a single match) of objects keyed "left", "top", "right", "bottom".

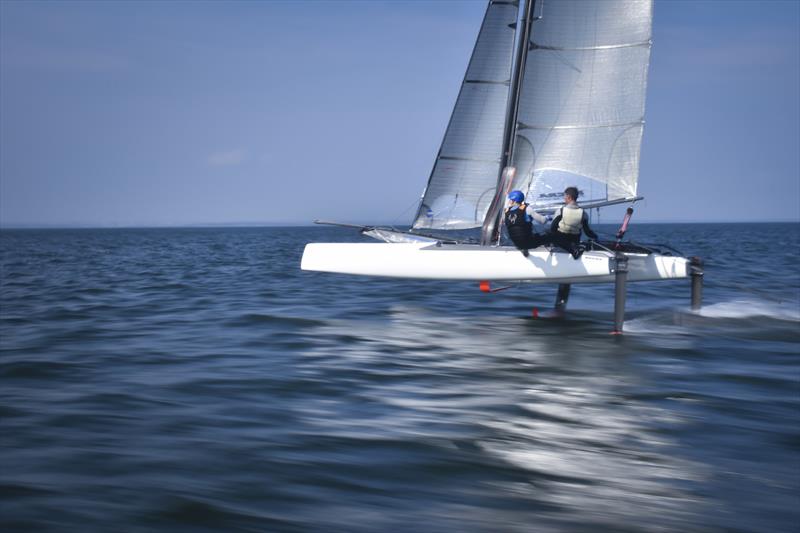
[{"left": 507, "top": 190, "right": 525, "bottom": 203}]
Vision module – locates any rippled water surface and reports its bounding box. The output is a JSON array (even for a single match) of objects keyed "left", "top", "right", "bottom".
[{"left": 1, "top": 224, "right": 799, "bottom": 532}]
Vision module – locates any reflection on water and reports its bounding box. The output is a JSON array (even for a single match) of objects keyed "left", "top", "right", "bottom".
[{"left": 301, "top": 308, "right": 709, "bottom": 531}]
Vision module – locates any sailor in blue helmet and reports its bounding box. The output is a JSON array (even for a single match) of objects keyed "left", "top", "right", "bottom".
[
  {"left": 504, "top": 190, "right": 549, "bottom": 257},
  {"left": 549, "top": 186, "right": 598, "bottom": 259}
]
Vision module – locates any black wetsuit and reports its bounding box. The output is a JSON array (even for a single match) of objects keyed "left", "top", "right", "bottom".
[{"left": 505, "top": 204, "right": 546, "bottom": 251}]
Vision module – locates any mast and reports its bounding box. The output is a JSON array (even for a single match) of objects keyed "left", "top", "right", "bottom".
[{"left": 480, "top": 0, "right": 535, "bottom": 246}]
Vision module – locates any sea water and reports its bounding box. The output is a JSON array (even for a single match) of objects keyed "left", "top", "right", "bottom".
[{"left": 1, "top": 223, "right": 798, "bottom": 532}]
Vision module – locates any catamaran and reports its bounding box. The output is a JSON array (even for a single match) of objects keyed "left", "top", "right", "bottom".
[{"left": 301, "top": 0, "right": 703, "bottom": 333}]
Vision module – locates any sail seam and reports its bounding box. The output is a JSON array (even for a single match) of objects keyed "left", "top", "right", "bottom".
[
  {"left": 465, "top": 79, "right": 510, "bottom": 85},
  {"left": 439, "top": 155, "right": 502, "bottom": 163},
  {"left": 530, "top": 40, "right": 651, "bottom": 52},
  {"left": 518, "top": 120, "right": 644, "bottom": 131}
]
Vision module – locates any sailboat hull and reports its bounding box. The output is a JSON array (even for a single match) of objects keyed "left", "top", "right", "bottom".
[{"left": 300, "top": 243, "right": 688, "bottom": 284}]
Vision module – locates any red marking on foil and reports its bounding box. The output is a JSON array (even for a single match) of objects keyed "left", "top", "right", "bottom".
[
  {"left": 479, "top": 280, "right": 490, "bottom": 293},
  {"left": 620, "top": 214, "right": 631, "bottom": 233},
  {"left": 532, "top": 308, "right": 539, "bottom": 318}
]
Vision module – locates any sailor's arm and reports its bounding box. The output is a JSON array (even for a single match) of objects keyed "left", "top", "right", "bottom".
[
  {"left": 550, "top": 209, "right": 562, "bottom": 233},
  {"left": 582, "top": 212, "right": 598, "bottom": 240},
  {"left": 524, "top": 205, "right": 547, "bottom": 225}
]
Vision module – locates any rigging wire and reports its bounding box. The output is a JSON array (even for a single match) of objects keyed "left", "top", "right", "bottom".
[{"left": 389, "top": 197, "right": 425, "bottom": 230}]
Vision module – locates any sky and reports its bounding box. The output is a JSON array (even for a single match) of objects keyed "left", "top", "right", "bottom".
[{"left": 0, "top": 0, "right": 798, "bottom": 227}]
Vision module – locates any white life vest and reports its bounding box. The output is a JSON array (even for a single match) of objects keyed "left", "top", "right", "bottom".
[{"left": 557, "top": 205, "right": 583, "bottom": 234}]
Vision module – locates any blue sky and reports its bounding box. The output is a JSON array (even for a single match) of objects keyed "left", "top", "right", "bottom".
[{"left": 1, "top": 0, "right": 798, "bottom": 227}]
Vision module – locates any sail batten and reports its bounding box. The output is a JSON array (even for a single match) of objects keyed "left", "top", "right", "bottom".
[
  {"left": 519, "top": 120, "right": 644, "bottom": 131},
  {"left": 530, "top": 40, "right": 651, "bottom": 51},
  {"left": 464, "top": 80, "right": 511, "bottom": 85},
  {"left": 439, "top": 156, "right": 502, "bottom": 163}
]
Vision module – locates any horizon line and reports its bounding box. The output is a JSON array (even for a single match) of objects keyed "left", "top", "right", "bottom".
[{"left": 1, "top": 219, "right": 798, "bottom": 230}]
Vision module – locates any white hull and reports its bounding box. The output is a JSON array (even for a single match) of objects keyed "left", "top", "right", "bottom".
[{"left": 301, "top": 242, "right": 689, "bottom": 284}]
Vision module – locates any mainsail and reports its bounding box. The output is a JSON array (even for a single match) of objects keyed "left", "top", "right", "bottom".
[
  {"left": 511, "top": 0, "right": 653, "bottom": 210},
  {"left": 413, "top": 0, "right": 653, "bottom": 230},
  {"left": 412, "top": 0, "right": 519, "bottom": 230}
]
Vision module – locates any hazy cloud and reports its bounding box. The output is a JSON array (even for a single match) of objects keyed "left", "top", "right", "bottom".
[{"left": 208, "top": 148, "right": 248, "bottom": 167}]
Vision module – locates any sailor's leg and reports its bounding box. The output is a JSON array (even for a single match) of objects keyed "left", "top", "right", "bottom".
[
  {"left": 564, "top": 235, "right": 582, "bottom": 259},
  {"left": 549, "top": 232, "right": 571, "bottom": 255},
  {"left": 534, "top": 232, "right": 556, "bottom": 252},
  {"left": 528, "top": 233, "right": 546, "bottom": 249},
  {"left": 508, "top": 235, "right": 529, "bottom": 256},
  {"left": 548, "top": 233, "right": 581, "bottom": 258},
  {"left": 517, "top": 233, "right": 547, "bottom": 257}
]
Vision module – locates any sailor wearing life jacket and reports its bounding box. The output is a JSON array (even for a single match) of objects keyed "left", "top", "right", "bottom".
[
  {"left": 549, "top": 186, "right": 599, "bottom": 259},
  {"left": 504, "top": 190, "right": 548, "bottom": 257}
]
